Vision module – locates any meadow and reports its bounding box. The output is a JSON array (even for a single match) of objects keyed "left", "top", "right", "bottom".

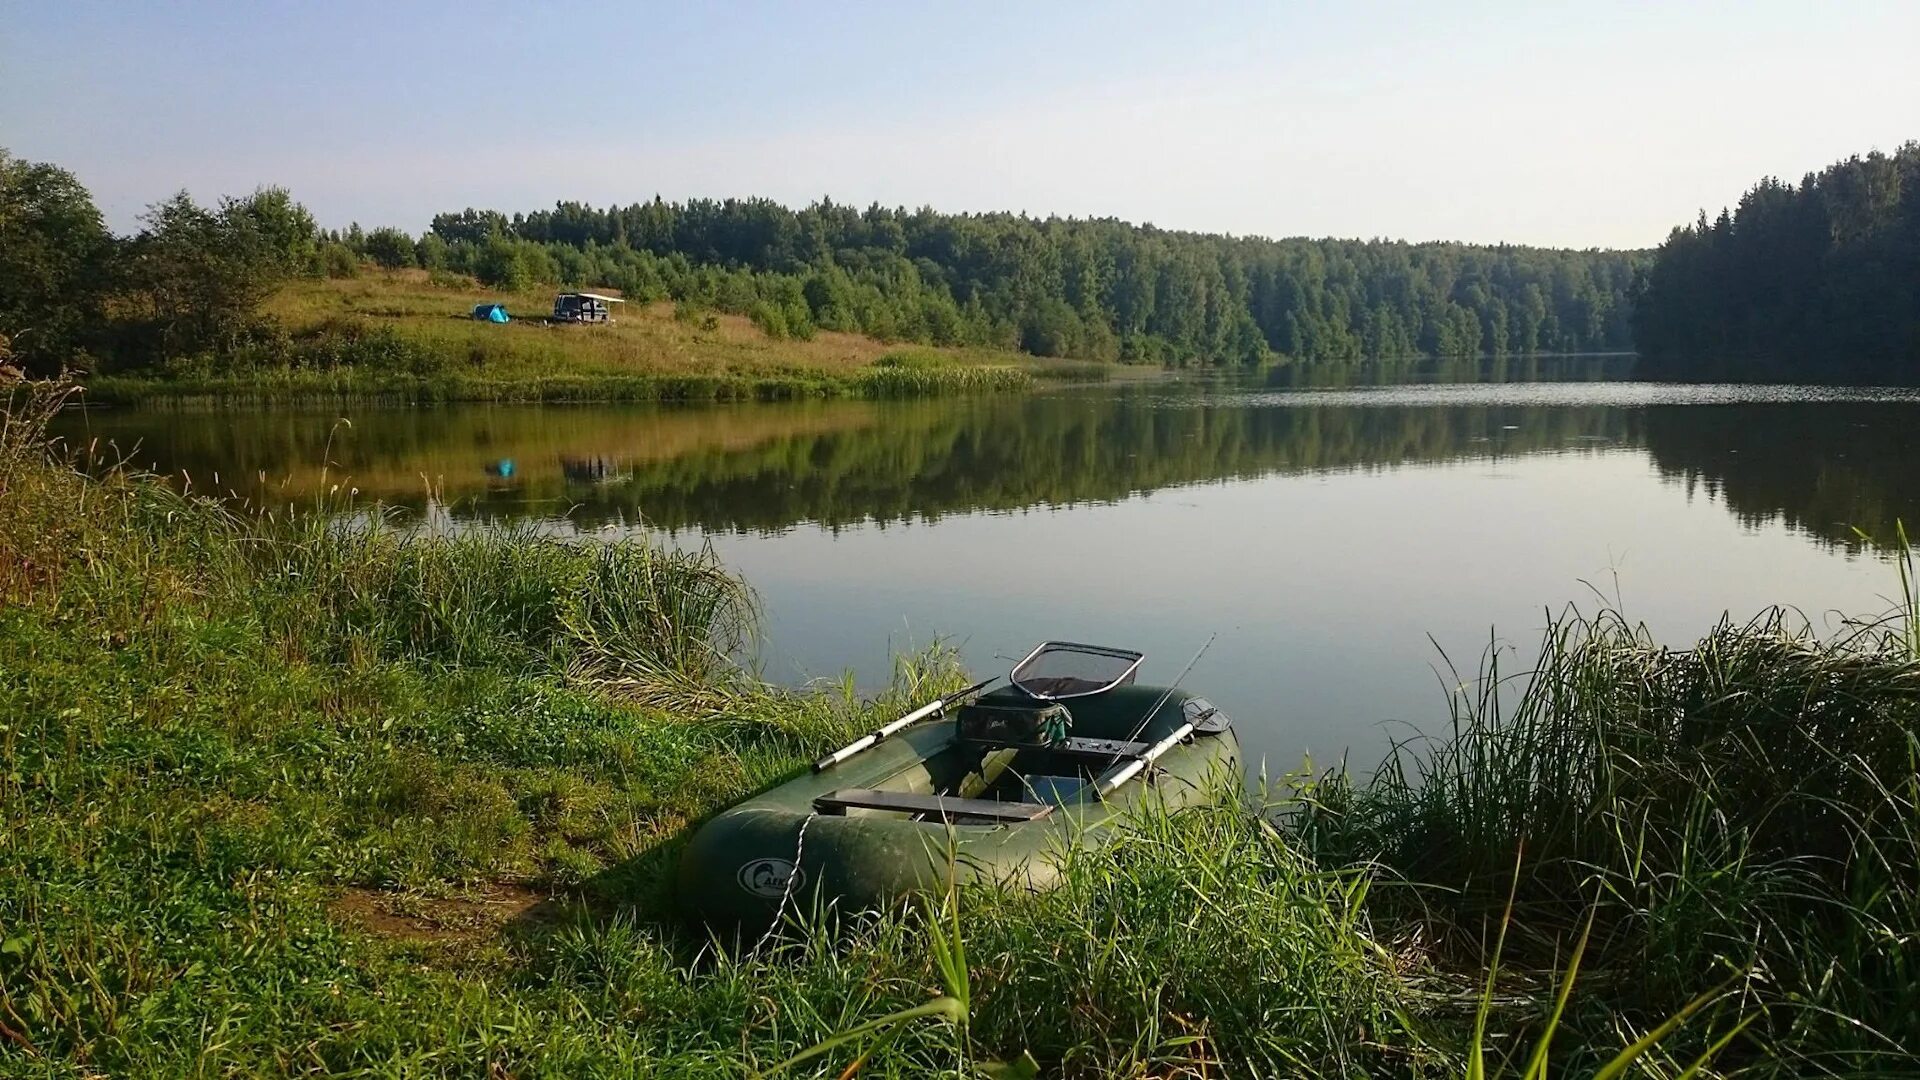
[
  {"left": 85, "top": 271, "right": 1077, "bottom": 406},
  {"left": 4, "top": 373, "right": 1919, "bottom": 1077}
]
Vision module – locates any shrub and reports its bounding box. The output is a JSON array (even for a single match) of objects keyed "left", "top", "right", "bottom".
[
  {"left": 363, "top": 227, "right": 416, "bottom": 269},
  {"left": 415, "top": 233, "right": 451, "bottom": 270},
  {"left": 289, "top": 320, "right": 443, "bottom": 374},
  {"left": 783, "top": 301, "right": 816, "bottom": 341},
  {"left": 320, "top": 242, "right": 360, "bottom": 279},
  {"left": 475, "top": 237, "right": 528, "bottom": 290},
  {"left": 427, "top": 267, "right": 475, "bottom": 290},
  {"left": 747, "top": 300, "right": 788, "bottom": 340}
]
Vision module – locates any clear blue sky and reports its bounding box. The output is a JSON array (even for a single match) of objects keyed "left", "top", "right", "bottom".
[{"left": 5, "top": 1, "right": 1915, "bottom": 248}]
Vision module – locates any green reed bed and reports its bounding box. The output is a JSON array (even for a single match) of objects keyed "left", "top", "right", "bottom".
[
  {"left": 1303, "top": 602, "right": 1920, "bottom": 1077},
  {"left": 81, "top": 361, "right": 1032, "bottom": 409},
  {"left": 852, "top": 362, "right": 1033, "bottom": 399},
  {"left": 5, "top": 374, "right": 1919, "bottom": 1077}
]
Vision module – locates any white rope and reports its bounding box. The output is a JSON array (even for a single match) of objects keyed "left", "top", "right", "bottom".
[{"left": 750, "top": 812, "right": 815, "bottom": 955}]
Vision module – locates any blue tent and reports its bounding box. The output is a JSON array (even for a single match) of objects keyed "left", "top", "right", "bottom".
[{"left": 471, "top": 303, "right": 510, "bottom": 323}]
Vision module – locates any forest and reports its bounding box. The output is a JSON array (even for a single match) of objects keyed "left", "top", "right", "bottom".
[
  {"left": 1, "top": 146, "right": 1639, "bottom": 379},
  {"left": 412, "top": 199, "right": 1642, "bottom": 364},
  {"left": 11, "top": 142, "right": 1920, "bottom": 381},
  {"left": 1634, "top": 142, "right": 1920, "bottom": 381}
]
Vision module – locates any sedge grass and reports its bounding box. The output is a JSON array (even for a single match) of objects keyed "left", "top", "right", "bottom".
[
  {"left": 84, "top": 364, "right": 1033, "bottom": 408},
  {"left": 1308, "top": 600, "right": 1920, "bottom": 1077}
]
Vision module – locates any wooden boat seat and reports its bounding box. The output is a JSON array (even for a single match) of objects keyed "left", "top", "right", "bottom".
[{"left": 814, "top": 788, "right": 1056, "bottom": 822}]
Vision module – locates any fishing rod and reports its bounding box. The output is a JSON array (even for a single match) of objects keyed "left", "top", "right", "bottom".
[
  {"left": 813, "top": 674, "right": 1001, "bottom": 772},
  {"left": 1094, "top": 633, "right": 1216, "bottom": 796}
]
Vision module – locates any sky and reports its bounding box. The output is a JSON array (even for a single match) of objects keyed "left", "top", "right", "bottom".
[{"left": 4, "top": 1, "right": 1916, "bottom": 249}]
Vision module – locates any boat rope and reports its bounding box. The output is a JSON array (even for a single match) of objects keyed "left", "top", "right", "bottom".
[{"left": 750, "top": 811, "right": 815, "bottom": 955}]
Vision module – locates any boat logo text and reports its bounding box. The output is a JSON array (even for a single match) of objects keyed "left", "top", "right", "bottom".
[{"left": 737, "top": 858, "right": 803, "bottom": 899}]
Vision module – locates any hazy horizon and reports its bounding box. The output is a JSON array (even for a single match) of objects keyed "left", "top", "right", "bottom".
[{"left": 5, "top": 1, "right": 1916, "bottom": 249}]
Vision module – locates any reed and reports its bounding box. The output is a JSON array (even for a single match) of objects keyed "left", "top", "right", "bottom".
[
  {"left": 85, "top": 362, "right": 1032, "bottom": 407},
  {"left": 1305, "top": 600, "right": 1920, "bottom": 1076},
  {"left": 854, "top": 362, "right": 1032, "bottom": 399}
]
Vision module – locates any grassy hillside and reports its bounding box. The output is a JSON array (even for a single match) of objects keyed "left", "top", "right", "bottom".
[
  {"left": 88, "top": 271, "right": 1090, "bottom": 405},
  {"left": 266, "top": 272, "right": 1048, "bottom": 380}
]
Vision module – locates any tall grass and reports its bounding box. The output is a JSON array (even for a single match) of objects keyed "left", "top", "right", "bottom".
[
  {"left": 1308, "top": 601, "right": 1920, "bottom": 1076},
  {"left": 6, "top": 377, "right": 760, "bottom": 708},
  {"left": 855, "top": 362, "right": 1032, "bottom": 399},
  {"left": 86, "top": 363, "right": 1033, "bottom": 407},
  {"left": 705, "top": 777, "right": 1439, "bottom": 1077},
  {"left": 1895, "top": 520, "right": 1918, "bottom": 658},
  {"left": 250, "top": 510, "right": 758, "bottom": 696}
]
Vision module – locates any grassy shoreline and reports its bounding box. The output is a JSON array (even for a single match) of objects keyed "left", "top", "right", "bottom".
[
  {"left": 76, "top": 272, "right": 1106, "bottom": 407},
  {"left": 81, "top": 362, "right": 1039, "bottom": 408},
  {"left": 4, "top": 376, "right": 1919, "bottom": 1076}
]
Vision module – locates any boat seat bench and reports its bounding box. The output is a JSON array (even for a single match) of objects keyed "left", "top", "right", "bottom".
[{"left": 813, "top": 788, "right": 1056, "bottom": 821}]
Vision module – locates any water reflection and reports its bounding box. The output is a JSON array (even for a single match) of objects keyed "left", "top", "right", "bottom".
[
  {"left": 58, "top": 386, "right": 1647, "bottom": 532},
  {"left": 1646, "top": 402, "right": 1920, "bottom": 551},
  {"left": 52, "top": 377, "right": 1920, "bottom": 550},
  {"left": 48, "top": 375, "right": 1920, "bottom": 764}
]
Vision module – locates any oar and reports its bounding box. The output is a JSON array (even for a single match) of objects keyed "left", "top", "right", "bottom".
[{"left": 813, "top": 675, "right": 1000, "bottom": 772}]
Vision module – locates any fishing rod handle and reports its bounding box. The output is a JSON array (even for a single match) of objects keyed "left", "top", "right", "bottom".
[
  {"left": 876, "top": 697, "right": 947, "bottom": 738},
  {"left": 1096, "top": 721, "right": 1196, "bottom": 796},
  {"left": 812, "top": 676, "right": 998, "bottom": 772},
  {"left": 812, "top": 695, "right": 951, "bottom": 771}
]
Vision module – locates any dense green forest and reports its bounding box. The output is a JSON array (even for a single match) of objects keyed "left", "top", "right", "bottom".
[
  {"left": 1634, "top": 142, "right": 1920, "bottom": 381},
  {"left": 19, "top": 139, "right": 1920, "bottom": 382},
  {"left": 0, "top": 146, "right": 1640, "bottom": 377},
  {"left": 412, "top": 199, "right": 1640, "bottom": 364}
]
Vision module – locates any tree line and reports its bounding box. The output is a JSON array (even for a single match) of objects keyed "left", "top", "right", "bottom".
[
  {"left": 0, "top": 148, "right": 336, "bottom": 376},
  {"left": 0, "top": 146, "right": 1643, "bottom": 376},
  {"left": 408, "top": 199, "right": 1640, "bottom": 364},
  {"left": 34, "top": 141, "right": 1920, "bottom": 382},
  {"left": 1634, "top": 142, "right": 1920, "bottom": 382}
]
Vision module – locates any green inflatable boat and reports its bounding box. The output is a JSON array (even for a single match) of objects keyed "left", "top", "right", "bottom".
[{"left": 678, "top": 641, "right": 1238, "bottom": 927}]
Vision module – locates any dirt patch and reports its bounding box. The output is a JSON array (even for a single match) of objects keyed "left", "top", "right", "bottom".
[{"left": 329, "top": 883, "right": 555, "bottom": 946}]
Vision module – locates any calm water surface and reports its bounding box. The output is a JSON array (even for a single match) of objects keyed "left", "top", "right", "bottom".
[{"left": 55, "top": 369, "right": 1920, "bottom": 771}]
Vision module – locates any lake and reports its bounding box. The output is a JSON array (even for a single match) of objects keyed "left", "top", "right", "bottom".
[{"left": 53, "top": 365, "right": 1920, "bottom": 773}]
